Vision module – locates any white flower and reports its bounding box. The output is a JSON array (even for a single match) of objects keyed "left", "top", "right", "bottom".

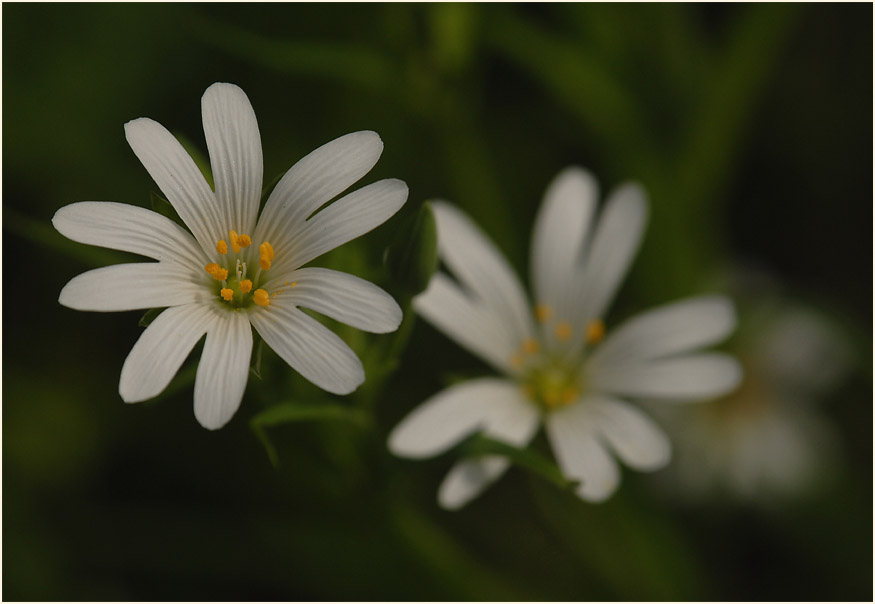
[
  {"left": 388, "top": 167, "right": 741, "bottom": 509},
  {"left": 651, "top": 295, "right": 850, "bottom": 504},
  {"left": 54, "top": 83, "right": 407, "bottom": 430}
]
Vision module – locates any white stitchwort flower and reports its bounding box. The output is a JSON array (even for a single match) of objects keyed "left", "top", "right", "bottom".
[
  {"left": 388, "top": 167, "right": 741, "bottom": 509},
  {"left": 650, "top": 292, "right": 850, "bottom": 504},
  {"left": 54, "top": 83, "right": 407, "bottom": 430}
]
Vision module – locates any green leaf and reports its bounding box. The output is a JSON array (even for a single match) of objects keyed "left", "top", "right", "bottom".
[
  {"left": 383, "top": 202, "right": 439, "bottom": 298},
  {"left": 460, "top": 434, "right": 576, "bottom": 490},
  {"left": 175, "top": 132, "right": 214, "bottom": 189},
  {"left": 249, "top": 337, "right": 264, "bottom": 380},
  {"left": 149, "top": 191, "right": 185, "bottom": 228},
  {"left": 250, "top": 402, "right": 371, "bottom": 467},
  {"left": 194, "top": 18, "right": 394, "bottom": 93},
  {"left": 137, "top": 307, "right": 164, "bottom": 328},
  {"left": 530, "top": 480, "right": 707, "bottom": 600}
]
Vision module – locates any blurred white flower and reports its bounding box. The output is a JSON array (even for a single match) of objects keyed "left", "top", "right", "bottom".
[
  {"left": 54, "top": 83, "right": 407, "bottom": 430},
  {"left": 388, "top": 167, "right": 741, "bottom": 509},
  {"left": 650, "top": 295, "right": 851, "bottom": 504}
]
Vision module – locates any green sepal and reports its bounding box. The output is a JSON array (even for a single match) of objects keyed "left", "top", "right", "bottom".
[
  {"left": 250, "top": 402, "right": 371, "bottom": 468},
  {"left": 175, "top": 132, "right": 214, "bottom": 189},
  {"left": 249, "top": 336, "right": 264, "bottom": 380},
  {"left": 138, "top": 307, "right": 164, "bottom": 328},
  {"left": 459, "top": 433, "right": 577, "bottom": 490},
  {"left": 383, "top": 202, "right": 439, "bottom": 298},
  {"left": 149, "top": 191, "right": 185, "bottom": 228}
]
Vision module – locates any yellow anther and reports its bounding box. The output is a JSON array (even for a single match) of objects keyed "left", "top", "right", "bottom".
[
  {"left": 561, "top": 387, "right": 579, "bottom": 405},
  {"left": 259, "top": 241, "right": 274, "bottom": 270},
  {"left": 586, "top": 319, "right": 606, "bottom": 345},
  {"left": 229, "top": 230, "right": 241, "bottom": 253},
  {"left": 522, "top": 338, "right": 540, "bottom": 355},
  {"left": 522, "top": 384, "right": 535, "bottom": 400},
  {"left": 220, "top": 288, "right": 234, "bottom": 301},
  {"left": 554, "top": 321, "right": 572, "bottom": 341},
  {"left": 239, "top": 279, "right": 253, "bottom": 293},
  {"left": 253, "top": 289, "right": 271, "bottom": 307},
  {"left": 510, "top": 353, "right": 524, "bottom": 370},
  {"left": 535, "top": 304, "right": 553, "bottom": 323},
  {"left": 216, "top": 240, "right": 228, "bottom": 255},
  {"left": 205, "top": 263, "right": 228, "bottom": 281},
  {"left": 237, "top": 234, "right": 252, "bottom": 248}
]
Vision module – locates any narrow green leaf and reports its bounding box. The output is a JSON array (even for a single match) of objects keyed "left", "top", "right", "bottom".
[
  {"left": 149, "top": 191, "right": 185, "bottom": 228},
  {"left": 250, "top": 402, "right": 371, "bottom": 467},
  {"left": 383, "top": 202, "right": 439, "bottom": 298},
  {"left": 194, "top": 18, "right": 394, "bottom": 93},
  {"left": 460, "top": 434, "right": 576, "bottom": 490},
  {"left": 249, "top": 337, "right": 264, "bottom": 380},
  {"left": 7, "top": 207, "right": 129, "bottom": 268},
  {"left": 137, "top": 307, "right": 164, "bottom": 328},
  {"left": 175, "top": 132, "right": 214, "bottom": 189}
]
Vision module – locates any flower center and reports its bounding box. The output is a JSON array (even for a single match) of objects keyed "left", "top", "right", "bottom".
[
  {"left": 522, "top": 362, "right": 582, "bottom": 410},
  {"left": 204, "top": 230, "right": 293, "bottom": 309},
  {"left": 510, "top": 305, "right": 609, "bottom": 411}
]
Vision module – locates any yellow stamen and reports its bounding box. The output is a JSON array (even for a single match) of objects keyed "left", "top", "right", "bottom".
[
  {"left": 561, "top": 386, "right": 579, "bottom": 405},
  {"left": 238, "top": 234, "right": 252, "bottom": 248},
  {"left": 205, "top": 263, "right": 228, "bottom": 281},
  {"left": 535, "top": 304, "right": 553, "bottom": 323},
  {"left": 253, "top": 289, "right": 271, "bottom": 307},
  {"left": 216, "top": 240, "right": 228, "bottom": 255},
  {"left": 510, "top": 353, "right": 524, "bottom": 369},
  {"left": 239, "top": 279, "right": 253, "bottom": 293},
  {"left": 229, "top": 230, "right": 241, "bottom": 254},
  {"left": 586, "top": 319, "right": 606, "bottom": 345},
  {"left": 220, "top": 288, "right": 234, "bottom": 301},
  {"left": 522, "top": 338, "right": 540, "bottom": 355},
  {"left": 554, "top": 321, "right": 572, "bottom": 341},
  {"left": 259, "top": 242, "right": 274, "bottom": 270},
  {"left": 522, "top": 384, "right": 535, "bottom": 400}
]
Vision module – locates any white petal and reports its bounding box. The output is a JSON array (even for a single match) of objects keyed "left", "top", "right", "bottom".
[
  {"left": 119, "top": 303, "right": 216, "bottom": 402},
  {"left": 125, "top": 117, "right": 224, "bottom": 253},
  {"left": 389, "top": 377, "right": 538, "bottom": 459},
  {"left": 591, "top": 396, "right": 671, "bottom": 470},
  {"left": 254, "top": 131, "right": 384, "bottom": 247},
  {"left": 531, "top": 167, "right": 597, "bottom": 326},
  {"left": 413, "top": 272, "right": 518, "bottom": 374},
  {"left": 201, "top": 82, "right": 263, "bottom": 236},
  {"left": 590, "top": 295, "right": 737, "bottom": 366},
  {"left": 278, "top": 178, "right": 407, "bottom": 271},
  {"left": 193, "top": 310, "right": 253, "bottom": 430},
  {"left": 546, "top": 402, "right": 620, "bottom": 502},
  {"left": 249, "top": 301, "right": 364, "bottom": 395},
  {"left": 589, "top": 353, "right": 743, "bottom": 401},
  {"left": 432, "top": 202, "right": 535, "bottom": 344},
  {"left": 574, "top": 183, "right": 647, "bottom": 325},
  {"left": 59, "top": 263, "right": 210, "bottom": 311},
  {"left": 267, "top": 267, "right": 401, "bottom": 333},
  {"left": 438, "top": 457, "right": 511, "bottom": 510},
  {"left": 52, "top": 202, "right": 209, "bottom": 266}
]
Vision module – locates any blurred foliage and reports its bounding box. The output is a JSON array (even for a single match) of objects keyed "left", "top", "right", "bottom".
[{"left": 3, "top": 3, "right": 872, "bottom": 601}]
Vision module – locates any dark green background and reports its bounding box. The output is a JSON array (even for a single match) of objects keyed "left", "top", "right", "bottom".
[{"left": 3, "top": 3, "right": 872, "bottom": 600}]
